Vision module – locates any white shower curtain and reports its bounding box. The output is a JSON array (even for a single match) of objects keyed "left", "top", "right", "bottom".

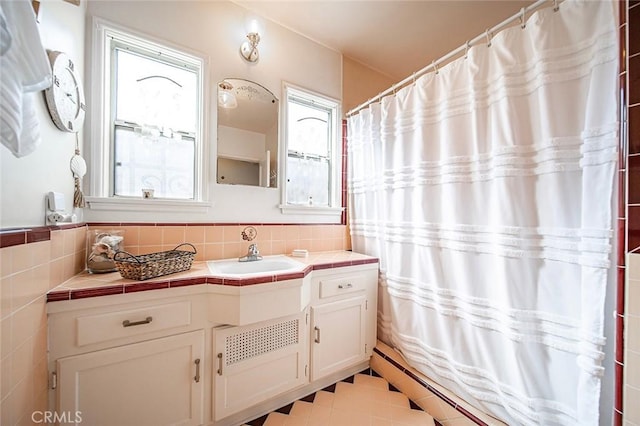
[{"left": 347, "top": 1, "right": 618, "bottom": 425}]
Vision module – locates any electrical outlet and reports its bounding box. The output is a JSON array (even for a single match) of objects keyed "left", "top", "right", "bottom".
[{"left": 48, "top": 212, "right": 65, "bottom": 224}]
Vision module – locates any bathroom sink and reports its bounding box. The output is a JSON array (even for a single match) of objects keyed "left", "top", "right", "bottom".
[{"left": 207, "top": 255, "right": 306, "bottom": 278}]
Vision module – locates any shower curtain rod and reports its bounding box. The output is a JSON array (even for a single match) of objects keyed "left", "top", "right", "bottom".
[{"left": 346, "top": 0, "right": 557, "bottom": 117}]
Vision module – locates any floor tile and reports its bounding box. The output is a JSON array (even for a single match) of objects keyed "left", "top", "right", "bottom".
[
  {"left": 247, "top": 370, "right": 443, "bottom": 426},
  {"left": 387, "top": 390, "right": 411, "bottom": 408},
  {"left": 311, "top": 390, "right": 334, "bottom": 407},
  {"left": 289, "top": 401, "right": 313, "bottom": 418},
  {"left": 308, "top": 405, "right": 332, "bottom": 424},
  {"left": 354, "top": 373, "right": 389, "bottom": 390},
  {"left": 371, "top": 417, "right": 394, "bottom": 426},
  {"left": 389, "top": 405, "right": 435, "bottom": 425},
  {"left": 264, "top": 412, "right": 289, "bottom": 426}
]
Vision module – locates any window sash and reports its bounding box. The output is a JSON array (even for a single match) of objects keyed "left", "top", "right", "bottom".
[
  {"left": 285, "top": 88, "right": 338, "bottom": 207},
  {"left": 286, "top": 154, "right": 331, "bottom": 206},
  {"left": 113, "top": 122, "right": 196, "bottom": 199},
  {"left": 105, "top": 31, "right": 202, "bottom": 201},
  {"left": 111, "top": 45, "right": 199, "bottom": 133}
]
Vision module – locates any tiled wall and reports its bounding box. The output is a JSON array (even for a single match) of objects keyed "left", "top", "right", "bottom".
[
  {"left": 625, "top": 254, "right": 640, "bottom": 424},
  {"left": 370, "top": 341, "right": 498, "bottom": 426},
  {"left": 89, "top": 224, "right": 349, "bottom": 261},
  {"left": 624, "top": 0, "right": 640, "bottom": 425},
  {"left": 0, "top": 222, "right": 348, "bottom": 425},
  {"left": 0, "top": 226, "right": 86, "bottom": 425}
]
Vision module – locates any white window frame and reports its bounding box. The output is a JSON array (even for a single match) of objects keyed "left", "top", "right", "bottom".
[
  {"left": 86, "top": 18, "right": 209, "bottom": 213},
  {"left": 280, "top": 82, "right": 343, "bottom": 216}
]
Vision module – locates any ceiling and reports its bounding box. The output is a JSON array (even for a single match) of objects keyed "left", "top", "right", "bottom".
[{"left": 236, "top": 0, "right": 535, "bottom": 81}]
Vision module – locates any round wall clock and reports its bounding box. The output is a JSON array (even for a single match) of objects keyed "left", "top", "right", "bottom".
[{"left": 44, "top": 51, "right": 86, "bottom": 132}]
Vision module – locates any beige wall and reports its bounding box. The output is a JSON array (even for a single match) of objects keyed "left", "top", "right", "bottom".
[
  {"left": 1, "top": 227, "right": 87, "bottom": 425},
  {"left": 342, "top": 56, "right": 395, "bottom": 117},
  {"left": 84, "top": 1, "right": 343, "bottom": 224},
  {"left": 0, "top": 1, "right": 86, "bottom": 228},
  {"left": 0, "top": 1, "right": 395, "bottom": 228},
  {"left": 1, "top": 1, "right": 345, "bottom": 228}
]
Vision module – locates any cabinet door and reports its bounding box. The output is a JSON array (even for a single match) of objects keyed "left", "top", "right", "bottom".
[
  {"left": 213, "top": 310, "right": 308, "bottom": 421},
  {"left": 57, "top": 330, "right": 204, "bottom": 426},
  {"left": 311, "top": 295, "right": 367, "bottom": 381}
]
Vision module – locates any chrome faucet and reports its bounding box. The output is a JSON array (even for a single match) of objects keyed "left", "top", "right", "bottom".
[
  {"left": 239, "top": 243, "right": 262, "bottom": 262},
  {"left": 239, "top": 226, "right": 261, "bottom": 262}
]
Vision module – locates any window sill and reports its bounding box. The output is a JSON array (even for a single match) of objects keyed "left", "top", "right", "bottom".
[
  {"left": 279, "top": 204, "right": 344, "bottom": 216},
  {"left": 86, "top": 197, "right": 211, "bottom": 214}
]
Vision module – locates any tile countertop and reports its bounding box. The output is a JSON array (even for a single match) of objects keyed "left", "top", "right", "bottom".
[{"left": 47, "top": 251, "right": 379, "bottom": 302}]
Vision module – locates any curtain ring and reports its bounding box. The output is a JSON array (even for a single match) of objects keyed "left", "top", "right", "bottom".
[
  {"left": 520, "top": 7, "right": 526, "bottom": 29},
  {"left": 553, "top": 0, "right": 559, "bottom": 12},
  {"left": 432, "top": 60, "right": 439, "bottom": 75},
  {"left": 485, "top": 29, "right": 492, "bottom": 47},
  {"left": 412, "top": 72, "right": 417, "bottom": 84},
  {"left": 464, "top": 40, "right": 471, "bottom": 59}
]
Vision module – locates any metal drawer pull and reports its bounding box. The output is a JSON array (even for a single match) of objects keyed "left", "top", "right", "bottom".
[
  {"left": 314, "top": 326, "right": 321, "bottom": 343},
  {"left": 217, "top": 353, "right": 223, "bottom": 376},
  {"left": 338, "top": 283, "right": 353, "bottom": 289},
  {"left": 194, "top": 358, "right": 201, "bottom": 383},
  {"left": 122, "top": 316, "right": 153, "bottom": 327}
]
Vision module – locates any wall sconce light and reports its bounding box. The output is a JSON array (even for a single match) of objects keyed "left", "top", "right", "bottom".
[
  {"left": 240, "top": 16, "right": 263, "bottom": 63},
  {"left": 218, "top": 81, "right": 238, "bottom": 109},
  {"left": 240, "top": 32, "right": 260, "bottom": 63}
]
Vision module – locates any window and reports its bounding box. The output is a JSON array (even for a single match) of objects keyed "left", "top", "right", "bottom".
[
  {"left": 283, "top": 84, "right": 342, "bottom": 214},
  {"left": 113, "top": 48, "right": 198, "bottom": 199},
  {"left": 90, "top": 20, "right": 206, "bottom": 206}
]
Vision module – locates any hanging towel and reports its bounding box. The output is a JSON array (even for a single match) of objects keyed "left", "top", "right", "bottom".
[
  {"left": 0, "top": 5, "right": 11, "bottom": 56},
  {"left": 0, "top": 0, "right": 51, "bottom": 158}
]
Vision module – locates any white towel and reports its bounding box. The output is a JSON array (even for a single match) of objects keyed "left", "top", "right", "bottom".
[
  {"left": 0, "top": 5, "right": 11, "bottom": 56},
  {"left": 0, "top": 0, "right": 51, "bottom": 158}
]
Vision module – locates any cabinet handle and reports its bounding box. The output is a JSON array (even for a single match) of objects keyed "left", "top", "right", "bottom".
[
  {"left": 217, "top": 353, "right": 223, "bottom": 376},
  {"left": 338, "top": 283, "right": 353, "bottom": 289},
  {"left": 194, "top": 358, "right": 201, "bottom": 383},
  {"left": 122, "top": 316, "right": 153, "bottom": 327},
  {"left": 314, "top": 326, "right": 320, "bottom": 344}
]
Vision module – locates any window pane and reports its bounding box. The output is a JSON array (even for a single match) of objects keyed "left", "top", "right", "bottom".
[
  {"left": 114, "top": 127, "right": 194, "bottom": 199},
  {"left": 115, "top": 48, "right": 197, "bottom": 133},
  {"left": 286, "top": 155, "right": 329, "bottom": 206},
  {"left": 287, "top": 100, "right": 330, "bottom": 156}
]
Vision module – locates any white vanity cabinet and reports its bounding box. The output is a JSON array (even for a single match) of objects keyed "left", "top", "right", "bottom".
[
  {"left": 213, "top": 309, "right": 309, "bottom": 421},
  {"left": 48, "top": 290, "right": 209, "bottom": 426},
  {"left": 47, "top": 259, "right": 378, "bottom": 426},
  {"left": 309, "top": 266, "right": 378, "bottom": 381},
  {"left": 56, "top": 330, "right": 204, "bottom": 426},
  {"left": 311, "top": 295, "right": 367, "bottom": 380}
]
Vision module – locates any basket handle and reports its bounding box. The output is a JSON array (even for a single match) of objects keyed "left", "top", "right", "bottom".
[
  {"left": 113, "top": 250, "right": 143, "bottom": 263},
  {"left": 173, "top": 243, "right": 197, "bottom": 254}
]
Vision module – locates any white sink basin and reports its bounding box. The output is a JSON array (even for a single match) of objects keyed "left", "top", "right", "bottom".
[{"left": 207, "top": 255, "right": 306, "bottom": 278}]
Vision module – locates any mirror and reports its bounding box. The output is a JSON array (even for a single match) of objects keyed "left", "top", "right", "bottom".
[{"left": 216, "top": 78, "right": 278, "bottom": 187}]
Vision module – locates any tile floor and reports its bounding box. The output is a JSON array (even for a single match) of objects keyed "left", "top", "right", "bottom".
[{"left": 244, "top": 369, "right": 437, "bottom": 426}]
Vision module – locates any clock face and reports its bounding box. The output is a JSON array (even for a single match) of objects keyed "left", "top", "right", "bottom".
[{"left": 44, "top": 51, "right": 86, "bottom": 132}]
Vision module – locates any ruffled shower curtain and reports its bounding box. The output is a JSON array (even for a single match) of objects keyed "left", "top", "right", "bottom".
[{"left": 347, "top": 1, "right": 618, "bottom": 424}]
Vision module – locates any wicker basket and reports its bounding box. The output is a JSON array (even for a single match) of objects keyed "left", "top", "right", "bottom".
[{"left": 114, "top": 243, "right": 197, "bottom": 280}]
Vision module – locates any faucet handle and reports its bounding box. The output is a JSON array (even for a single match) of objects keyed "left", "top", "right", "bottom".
[{"left": 241, "top": 226, "right": 257, "bottom": 241}]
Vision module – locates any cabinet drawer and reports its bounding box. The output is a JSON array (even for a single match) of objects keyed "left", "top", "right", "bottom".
[
  {"left": 318, "top": 274, "right": 366, "bottom": 299},
  {"left": 76, "top": 301, "right": 191, "bottom": 347}
]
